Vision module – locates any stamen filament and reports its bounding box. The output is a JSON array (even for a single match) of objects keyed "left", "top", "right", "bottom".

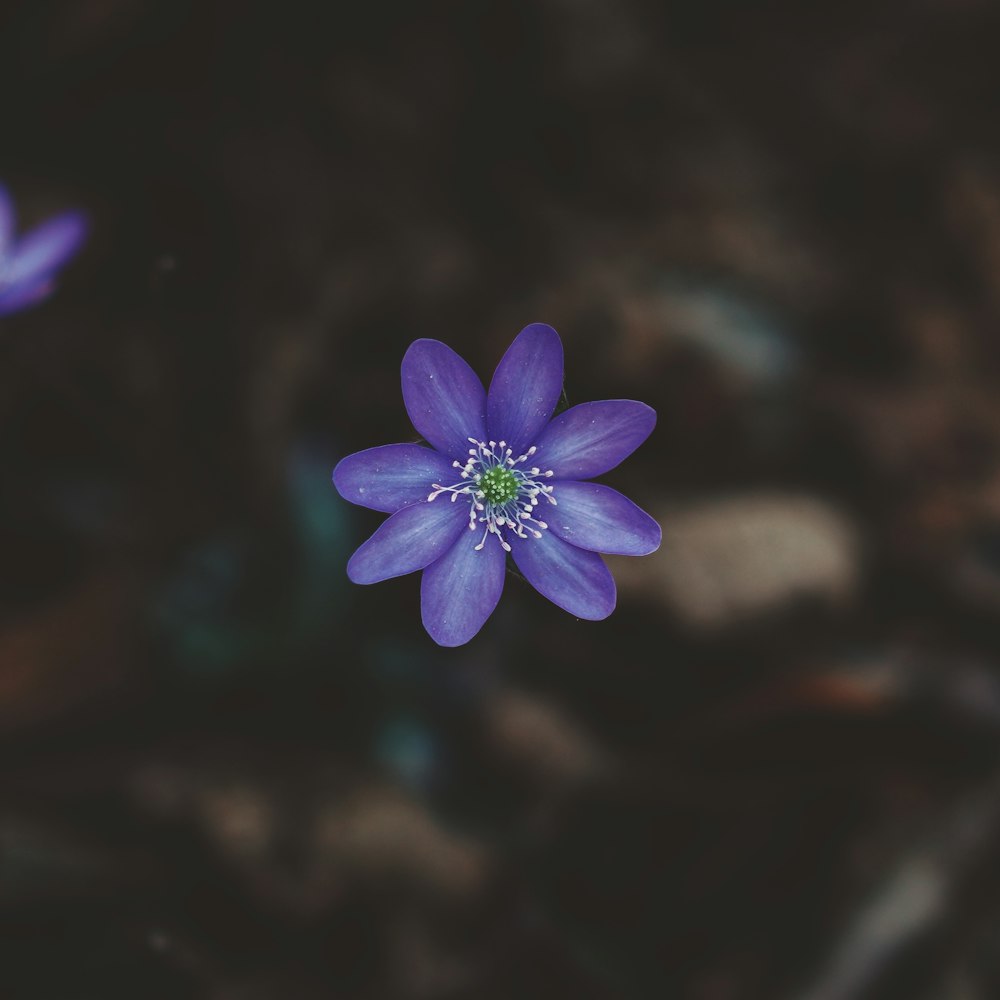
[{"left": 426, "top": 438, "right": 556, "bottom": 554}]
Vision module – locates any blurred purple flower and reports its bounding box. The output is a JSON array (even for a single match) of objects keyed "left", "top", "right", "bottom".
[
  {"left": 333, "top": 323, "right": 660, "bottom": 646},
  {"left": 0, "top": 183, "right": 87, "bottom": 317}
]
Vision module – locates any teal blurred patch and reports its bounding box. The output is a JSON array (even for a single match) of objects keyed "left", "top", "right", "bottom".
[
  {"left": 658, "top": 276, "right": 799, "bottom": 386},
  {"left": 376, "top": 713, "right": 438, "bottom": 792},
  {"left": 152, "top": 443, "right": 353, "bottom": 679}
]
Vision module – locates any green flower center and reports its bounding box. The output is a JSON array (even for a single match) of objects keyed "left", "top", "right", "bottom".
[{"left": 478, "top": 464, "right": 520, "bottom": 505}]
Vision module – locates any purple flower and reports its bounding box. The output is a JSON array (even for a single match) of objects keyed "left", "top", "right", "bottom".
[
  {"left": 333, "top": 323, "right": 660, "bottom": 646},
  {"left": 0, "top": 183, "right": 87, "bottom": 318}
]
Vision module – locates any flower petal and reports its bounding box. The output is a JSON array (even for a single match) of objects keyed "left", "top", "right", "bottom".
[
  {"left": 401, "top": 339, "right": 487, "bottom": 460},
  {"left": 421, "top": 525, "right": 506, "bottom": 646},
  {"left": 0, "top": 183, "right": 15, "bottom": 254},
  {"left": 0, "top": 276, "right": 54, "bottom": 317},
  {"left": 347, "top": 499, "right": 470, "bottom": 584},
  {"left": 533, "top": 400, "right": 655, "bottom": 480},
  {"left": 333, "top": 444, "right": 458, "bottom": 514},
  {"left": 547, "top": 481, "right": 661, "bottom": 555},
  {"left": 6, "top": 211, "right": 87, "bottom": 286},
  {"left": 487, "top": 323, "right": 564, "bottom": 454},
  {"left": 509, "top": 528, "right": 616, "bottom": 620}
]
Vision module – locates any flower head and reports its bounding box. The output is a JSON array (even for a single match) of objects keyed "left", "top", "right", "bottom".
[
  {"left": 0, "top": 183, "right": 87, "bottom": 318},
  {"left": 333, "top": 323, "right": 660, "bottom": 646}
]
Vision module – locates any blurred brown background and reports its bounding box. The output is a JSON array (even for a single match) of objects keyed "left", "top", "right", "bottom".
[{"left": 3, "top": 1, "right": 1000, "bottom": 997}]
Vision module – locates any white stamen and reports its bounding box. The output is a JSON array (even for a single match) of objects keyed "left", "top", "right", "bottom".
[{"left": 424, "top": 435, "right": 558, "bottom": 554}]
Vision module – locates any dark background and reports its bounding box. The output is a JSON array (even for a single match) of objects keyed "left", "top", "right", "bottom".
[{"left": 3, "top": 1, "right": 1000, "bottom": 997}]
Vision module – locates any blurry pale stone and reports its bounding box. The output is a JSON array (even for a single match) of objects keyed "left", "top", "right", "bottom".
[
  {"left": 314, "top": 786, "right": 488, "bottom": 898},
  {"left": 197, "top": 783, "right": 274, "bottom": 860},
  {"left": 131, "top": 764, "right": 274, "bottom": 861},
  {"left": 611, "top": 494, "right": 859, "bottom": 627},
  {"left": 131, "top": 760, "right": 489, "bottom": 912},
  {"left": 484, "top": 688, "right": 609, "bottom": 787},
  {"left": 794, "top": 773, "right": 1000, "bottom": 1000},
  {"left": 796, "top": 857, "right": 946, "bottom": 1000}
]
